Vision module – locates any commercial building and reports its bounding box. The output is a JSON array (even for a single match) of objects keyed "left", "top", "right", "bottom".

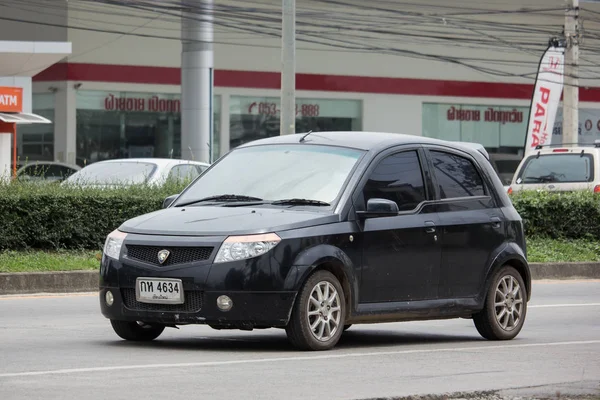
[{"left": 4, "top": 0, "right": 600, "bottom": 168}]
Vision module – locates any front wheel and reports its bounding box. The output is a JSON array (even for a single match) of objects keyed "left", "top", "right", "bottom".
[
  {"left": 473, "top": 265, "right": 527, "bottom": 340},
  {"left": 110, "top": 320, "right": 165, "bottom": 341},
  {"left": 285, "top": 270, "right": 346, "bottom": 351}
]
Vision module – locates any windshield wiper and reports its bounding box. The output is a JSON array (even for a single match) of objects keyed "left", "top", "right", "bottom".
[
  {"left": 524, "top": 175, "right": 557, "bottom": 183},
  {"left": 271, "top": 198, "right": 331, "bottom": 206},
  {"left": 175, "top": 194, "right": 264, "bottom": 207}
]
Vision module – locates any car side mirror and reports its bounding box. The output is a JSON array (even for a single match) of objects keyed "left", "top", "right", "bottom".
[
  {"left": 162, "top": 194, "right": 179, "bottom": 209},
  {"left": 357, "top": 198, "right": 399, "bottom": 218}
]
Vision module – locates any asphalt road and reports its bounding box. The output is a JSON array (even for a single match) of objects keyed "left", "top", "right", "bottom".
[{"left": 1, "top": 280, "right": 599, "bottom": 400}]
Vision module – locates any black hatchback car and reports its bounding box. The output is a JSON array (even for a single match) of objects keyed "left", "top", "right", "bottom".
[{"left": 100, "top": 131, "right": 531, "bottom": 351}]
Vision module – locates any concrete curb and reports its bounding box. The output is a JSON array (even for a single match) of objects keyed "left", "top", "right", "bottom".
[
  {"left": 529, "top": 262, "right": 600, "bottom": 280},
  {"left": 0, "top": 271, "right": 98, "bottom": 295},
  {"left": 1, "top": 263, "right": 599, "bottom": 295}
]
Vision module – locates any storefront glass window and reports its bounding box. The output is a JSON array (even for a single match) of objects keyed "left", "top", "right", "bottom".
[
  {"left": 76, "top": 90, "right": 220, "bottom": 165},
  {"left": 17, "top": 93, "right": 55, "bottom": 164},
  {"left": 422, "top": 103, "right": 530, "bottom": 154},
  {"left": 229, "top": 96, "right": 362, "bottom": 149}
]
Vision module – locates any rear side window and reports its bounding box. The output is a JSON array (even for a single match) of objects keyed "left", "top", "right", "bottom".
[
  {"left": 494, "top": 159, "right": 522, "bottom": 175},
  {"left": 363, "top": 150, "right": 426, "bottom": 211},
  {"left": 430, "top": 151, "right": 486, "bottom": 199},
  {"left": 516, "top": 154, "right": 594, "bottom": 183}
]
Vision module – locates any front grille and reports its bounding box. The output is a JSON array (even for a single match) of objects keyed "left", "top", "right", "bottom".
[
  {"left": 121, "top": 288, "right": 203, "bottom": 313},
  {"left": 126, "top": 245, "right": 213, "bottom": 266}
]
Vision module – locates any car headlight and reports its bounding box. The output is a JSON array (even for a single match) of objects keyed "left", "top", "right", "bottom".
[
  {"left": 103, "top": 229, "right": 128, "bottom": 260},
  {"left": 215, "top": 233, "right": 281, "bottom": 263}
]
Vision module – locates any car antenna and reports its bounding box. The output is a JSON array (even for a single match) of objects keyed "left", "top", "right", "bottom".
[{"left": 299, "top": 130, "right": 313, "bottom": 142}]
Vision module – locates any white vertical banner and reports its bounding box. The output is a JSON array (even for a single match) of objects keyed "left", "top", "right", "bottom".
[{"left": 524, "top": 45, "right": 565, "bottom": 154}]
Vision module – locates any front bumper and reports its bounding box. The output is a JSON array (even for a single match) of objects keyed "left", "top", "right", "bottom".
[
  {"left": 99, "top": 233, "right": 298, "bottom": 328},
  {"left": 99, "top": 287, "right": 296, "bottom": 328}
]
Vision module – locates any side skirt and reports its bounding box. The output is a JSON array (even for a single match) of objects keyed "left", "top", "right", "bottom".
[{"left": 347, "top": 297, "right": 482, "bottom": 324}]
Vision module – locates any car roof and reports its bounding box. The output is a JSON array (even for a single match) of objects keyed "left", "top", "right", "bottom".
[
  {"left": 529, "top": 146, "right": 600, "bottom": 154},
  {"left": 87, "top": 158, "right": 210, "bottom": 167},
  {"left": 238, "top": 131, "right": 490, "bottom": 158}
]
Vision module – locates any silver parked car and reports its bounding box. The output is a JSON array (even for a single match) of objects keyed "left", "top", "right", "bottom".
[{"left": 62, "top": 158, "right": 210, "bottom": 188}]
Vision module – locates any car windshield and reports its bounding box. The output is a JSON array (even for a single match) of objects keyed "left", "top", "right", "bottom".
[
  {"left": 65, "top": 161, "right": 156, "bottom": 185},
  {"left": 517, "top": 154, "right": 593, "bottom": 183},
  {"left": 175, "top": 144, "right": 365, "bottom": 206}
]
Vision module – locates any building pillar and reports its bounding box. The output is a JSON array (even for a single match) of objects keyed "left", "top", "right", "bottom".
[
  {"left": 181, "top": 0, "right": 214, "bottom": 163},
  {"left": 53, "top": 81, "right": 77, "bottom": 165},
  {"left": 0, "top": 124, "right": 14, "bottom": 182},
  {"left": 219, "top": 94, "right": 230, "bottom": 157}
]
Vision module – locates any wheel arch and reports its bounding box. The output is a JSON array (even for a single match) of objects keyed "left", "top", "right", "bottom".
[
  {"left": 284, "top": 244, "right": 358, "bottom": 320},
  {"left": 480, "top": 242, "right": 532, "bottom": 304}
]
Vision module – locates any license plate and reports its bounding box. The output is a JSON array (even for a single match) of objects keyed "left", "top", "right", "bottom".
[{"left": 135, "top": 277, "right": 184, "bottom": 305}]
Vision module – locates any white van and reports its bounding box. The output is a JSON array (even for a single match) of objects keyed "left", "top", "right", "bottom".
[{"left": 508, "top": 143, "right": 600, "bottom": 194}]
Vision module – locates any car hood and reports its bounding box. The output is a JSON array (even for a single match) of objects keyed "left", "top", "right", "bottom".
[{"left": 118, "top": 205, "right": 339, "bottom": 236}]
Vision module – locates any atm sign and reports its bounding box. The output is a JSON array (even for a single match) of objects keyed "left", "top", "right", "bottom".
[{"left": 0, "top": 87, "right": 23, "bottom": 113}]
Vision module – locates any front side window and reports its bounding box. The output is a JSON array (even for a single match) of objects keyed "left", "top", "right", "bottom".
[
  {"left": 516, "top": 154, "right": 594, "bottom": 183},
  {"left": 363, "top": 150, "right": 426, "bottom": 211},
  {"left": 168, "top": 164, "right": 202, "bottom": 182},
  {"left": 430, "top": 150, "right": 485, "bottom": 199},
  {"left": 175, "top": 144, "right": 365, "bottom": 205},
  {"left": 65, "top": 161, "right": 156, "bottom": 185}
]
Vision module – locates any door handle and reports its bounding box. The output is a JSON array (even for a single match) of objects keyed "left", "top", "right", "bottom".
[
  {"left": 490, "top": 217, "right": 501, "bottom": 229},
  {"left": 424, "top": 221, "right": 436, "bottom": 234}
]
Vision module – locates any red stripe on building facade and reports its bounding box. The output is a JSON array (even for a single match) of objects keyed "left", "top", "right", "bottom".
[{"left": 33, "top": 62, "right": 600, "bottom": 102}]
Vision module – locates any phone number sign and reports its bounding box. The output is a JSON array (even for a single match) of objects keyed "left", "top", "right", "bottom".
[{"left": 248, "top": 102, "right": 321, "bottom": 117}]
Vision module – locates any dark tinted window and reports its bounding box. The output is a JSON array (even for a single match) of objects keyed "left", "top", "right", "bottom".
[
  {"left": 363, "top": 150, "right": 426, "bottom": 211},
  {"left": 430, "top": 151, "right": 485, "bottom": 198},
  {"left": 517, "top": 154, "right": 593, "bottom": 183},
  {"left": 495, "top": 159, "right": 522, "bottom": 174},
  {"left": 19, "top": 164, "right": 76, "bottom": 180}
]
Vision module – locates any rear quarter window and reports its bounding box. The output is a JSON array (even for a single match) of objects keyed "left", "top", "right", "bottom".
[{"left": 516, "top": 153, "right": 594, "bottom": 183}]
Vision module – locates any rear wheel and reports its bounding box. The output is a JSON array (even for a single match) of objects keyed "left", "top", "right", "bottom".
[
  {"left": 110, "top": 320, "right": 165, "bottom": 341},
  {"left": 286, "top": 270, "right": 346, "bottom": 351},
  {"left": 473, "top": 266, "right": 527, "bottom": 340}
]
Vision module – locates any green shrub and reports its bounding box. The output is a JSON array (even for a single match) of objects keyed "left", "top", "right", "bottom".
[
  {"left": 0, "top": 181, "right": 188, "bottom": 251},
  {"left": 510, "top": 190, "right": 600, "bottom": 240},
  {"left": 1, "top": 182, "right": 599, "bottom": 251}
]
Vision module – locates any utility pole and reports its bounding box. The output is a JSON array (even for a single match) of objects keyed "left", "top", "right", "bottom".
[
  {"left": 280, "top": 0, "right": 296, "bottom": 135},
  {"left": 563, "top": 0, "right": 580, "bottom": 145},
  {"left": 181, "top": 0, "right": 214, "bottom": 163}
]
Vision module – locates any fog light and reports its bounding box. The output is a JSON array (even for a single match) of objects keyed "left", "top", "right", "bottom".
[
  {"left": 105, "top": 290, "right": 114, "bottom": 307},
  {"left": 216, "top": 295, "right": 233, "bottom": 311}
]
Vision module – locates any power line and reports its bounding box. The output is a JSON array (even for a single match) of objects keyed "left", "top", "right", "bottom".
[{"left": 5, "top": 0, "right": 600, "bottom": 93}]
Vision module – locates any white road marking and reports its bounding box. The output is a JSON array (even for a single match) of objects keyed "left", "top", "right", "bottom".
[
  {"left": 0, "top": 339, "right": 599, "bottom": 379},
  {"left": 529, "top": 303, "right": 600, "bottom": 308}
]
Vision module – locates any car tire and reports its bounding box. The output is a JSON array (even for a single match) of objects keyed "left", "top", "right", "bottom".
[
  {"left": 473, "top": 265, "right": 527, "bottom": 340},
  {"left": 285, "top": 270, "right": 346, "bottom": 351},
  {"left": 110, "top": 320, "right": 165, "bottom": 341}
]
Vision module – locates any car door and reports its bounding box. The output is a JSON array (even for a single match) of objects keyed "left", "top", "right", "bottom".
[
  {"left": 355, "top": 147, "right": 441, "bottom": 303},
  {"left": 424, "top": 146, "right": 506, "bottom": 299}
]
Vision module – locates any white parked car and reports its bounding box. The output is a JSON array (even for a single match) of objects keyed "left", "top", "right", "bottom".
[
  {"left": 17, "top": 161, "right": 81, "bottom": 183},
  {"left": 508, "top": 143, "right": 600, "bottom": 194},
  {"left": 62, "top": 158, "right": 210, "bottom": 188}
]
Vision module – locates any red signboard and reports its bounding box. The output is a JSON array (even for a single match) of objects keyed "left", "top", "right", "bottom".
[
  {"left": 446, "top": 106, "right": 523, "bottom": 124},
  {"left": 0, "top": 87, "right": 23, "bottom": 113},
  {"left": 104, "top": 94, "right": 180, "bottom": 113}
]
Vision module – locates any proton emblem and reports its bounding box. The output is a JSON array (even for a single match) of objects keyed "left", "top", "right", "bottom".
[{"left": 157, "top": 250, "right": 170, "bottom": 264}]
